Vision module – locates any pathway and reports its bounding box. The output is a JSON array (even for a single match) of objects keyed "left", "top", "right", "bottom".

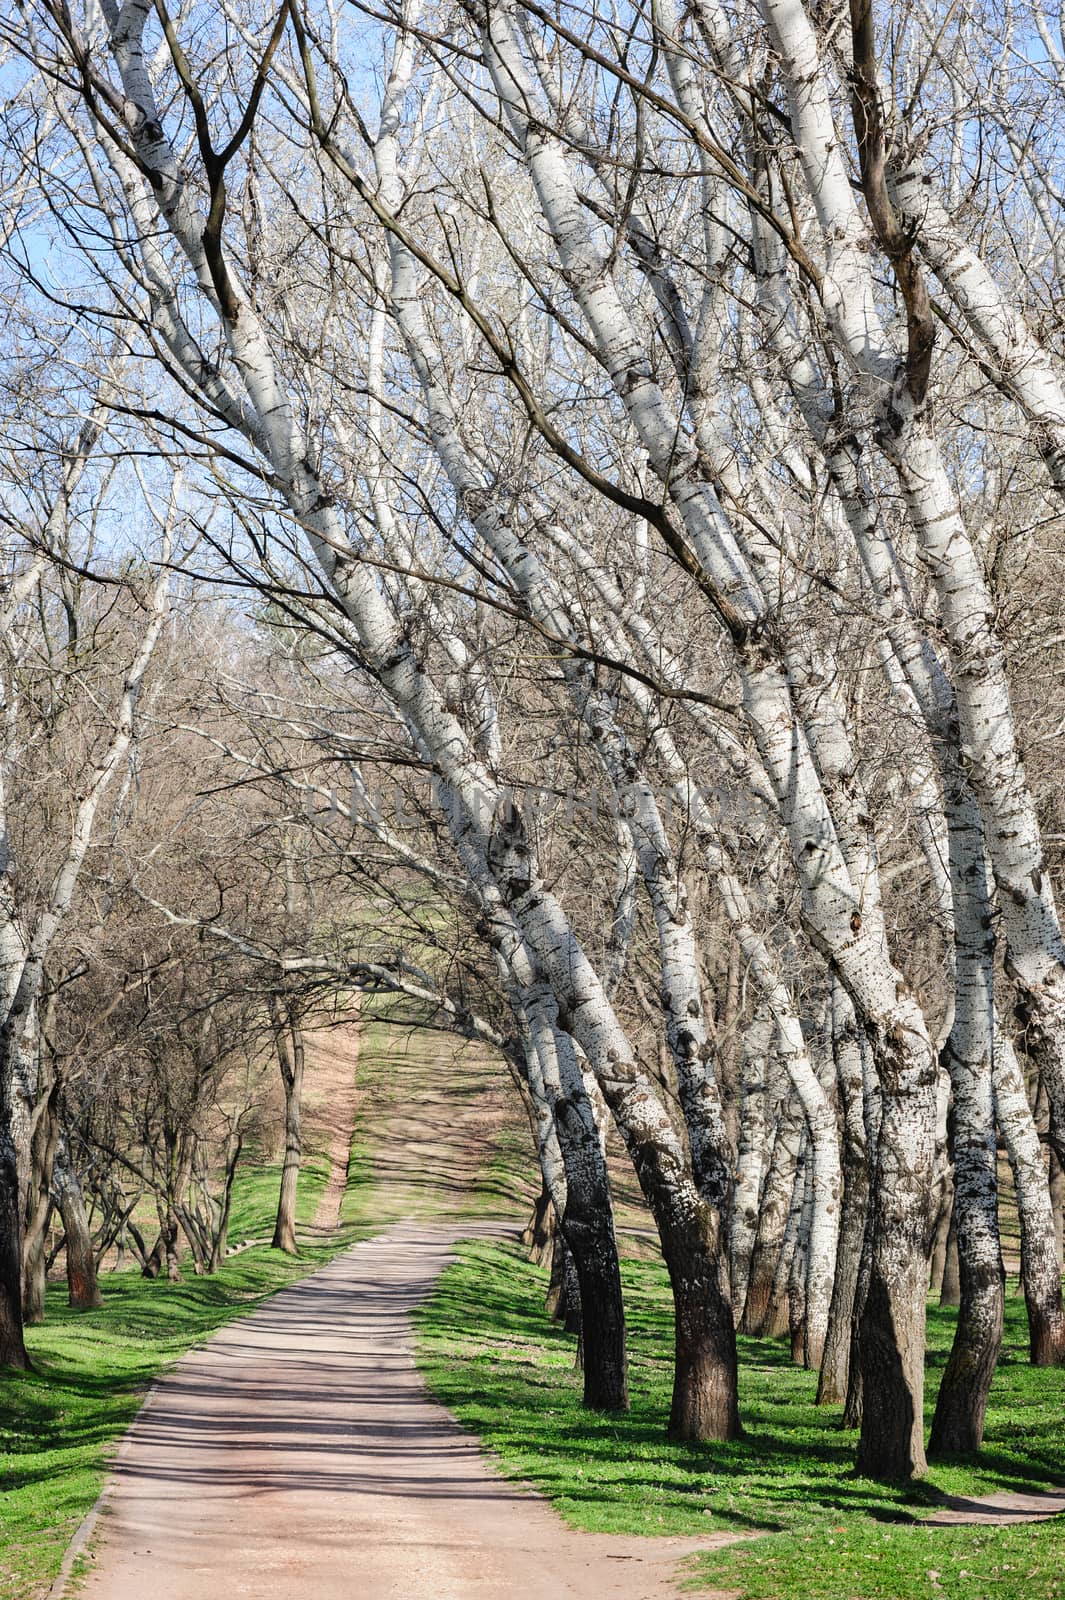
[
  {"left": 308, "top": 1022, "right": 361, "bottom": 1231},
  {"left": 75, "top": 1221, "right": 735, "bottom": 1600}
]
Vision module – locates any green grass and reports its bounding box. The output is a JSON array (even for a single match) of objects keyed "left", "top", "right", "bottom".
[
  {"left": 414, "top": 1242, "right": 1065, "bottom": 1600},
  {"left": 226, "top": 1154, "right": 331, "bottom": 1240}
]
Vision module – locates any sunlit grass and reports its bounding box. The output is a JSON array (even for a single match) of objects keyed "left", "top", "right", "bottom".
[{"left": 415, "top": 1241, "right": 1065, "bottom": 1599}]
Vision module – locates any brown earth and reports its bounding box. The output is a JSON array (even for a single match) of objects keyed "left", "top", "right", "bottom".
[{"left": 307, "top": 1021, "right": 361, "bottom": 1231}]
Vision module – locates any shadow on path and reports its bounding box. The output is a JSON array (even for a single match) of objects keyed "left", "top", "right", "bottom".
[{"left": 76, "top": 1221, "right": 741, "bottom": 1600}]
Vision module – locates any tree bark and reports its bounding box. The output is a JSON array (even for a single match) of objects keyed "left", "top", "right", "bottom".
[
  {"left": 53, "top": 1144, "right": 102, "bottom": 1310},
  {"left": 855, "top": 1056, "right": 934, "bottom": 1479},
  {"left": 929, "top": 1181, "right": 954, "bottom": 1298},
  {"left": 665, "top": 1208, "right": 741, "bottom": 1442},
  {"left": 929, "top": 800, "right": 1005, "bottom": 1457},
  {"left": 0, "top": 1125, "right": 27, "bottom": 1367},
  {"left": 729, "top": 1005, "right": 772, "bottom": 1319},
  {"left": 21, "top": 1210, "right": 48, "bottom": 1327},
  {"left": 271, "top": 997, "right": 305, "bottom": 1255},
  {"left": 843, "top": 1206, "right": 874, "bottom": 1429},
  {"left": 1050, "top": 1151, "right": 1065, "bottom": 1275},
  {"left": 818, "top": 990, "right": 870, "bottom": 1404},
  {"left": 994, "top": 1033, "right": 1065, "bottom": 1363},
  {"left": 22, "top": 1085, "right": 59, "bottom": 1326},
  {"left": 522, "top": 1183, "right": 555, "bottom": 1265},
  {"left": 512, "top": 996, "right": 628, "bottom": 1412},
  {"left": 742, "top": 1100, "right": 801, "bottom": 1335}
]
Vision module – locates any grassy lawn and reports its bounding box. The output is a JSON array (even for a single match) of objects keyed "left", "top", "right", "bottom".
[
  {"left": 227, "top": 1152, "right": 331, "bottom": 1240},
  {"left": 414, "top": 1241, "right": 1065, "bottom": 1600}
]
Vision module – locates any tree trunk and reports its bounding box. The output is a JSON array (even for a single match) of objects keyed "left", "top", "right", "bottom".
[
  {"left": 21, "top": 1210, "right": 48, "bottom": 1326},
  {"left": 522, "top": 1183, "right": 555, "bottom": 1264},
  {"left": 940, "top": 1214, "right": 961, "bottom": 1306},
  {"left": 545, "top": 1231, "right": 579, "bottom": 1326},
  {"left": 843, "top": 1206, "right": 874, "bottom": 1429},
  {"left": 729, "top": 1005, "right": 772, "bottom": 1319},
  {"left": 766, "top": 1138, "right": 807, "bottom": 1341},
  {"left": 929, "top": 806, "right": 1005, "bottom": 1457},
  {"left": 551, "top": 1071, "right": 627, "bottom": 1411},
  {"left": 818, "top": 991, "right": 870, "bottom": 1404},
  {"left": 854, "top": 1062, "right": 935, "bottom": 1480},
  {"left": 53, "top": 1146, "right": 102, "bottom": 1310},
  {"left": 929, "top": 1181, "right": 954, "bottom": 1298},
  {"left": 22, "top": 1087, "right": 59, "bottom": 1326},
  {"left": 790, "top": 1145, "right": 816, "bottom": 1366},
  {"left": 516, "top": 1004, "right": 629, "bottom": 1412},
  {"left": 929, "top": 1089, "right": 1003, "bottom": 1456},
  {"left": 665, "top": 1210, "right": 741, "bottom": 1442},
  {"left": 144, "top": 1209, "right": 182, "bottom": 1282},
  {"left": 271, "top": 997, "right": 305, "bottom": 1255},
  {"left": 0, "top": 1126, "right": 27, "bottom": 1367},
  {"left": 993, "top": 1032, "right": 1065, "bottom": 1363},
  {"left": 742, "top": 1101, "right": 801, "bottom": 1335},
  {"left": 1050, "top": 1150, "right": 1065, "bottom": 1276}
]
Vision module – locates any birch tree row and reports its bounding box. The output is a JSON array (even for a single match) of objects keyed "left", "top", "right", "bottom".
[{"left": 1, "top": 0, "right": 1064, "bottom": 1482}]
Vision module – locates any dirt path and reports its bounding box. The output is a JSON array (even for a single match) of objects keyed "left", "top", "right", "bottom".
[
  {"left": 916, "top": 1488, "right": 1065, "bottom": 1527},
  {"left": 308, "top": 1023, "right": 361, "bottom": 1231},
  {"left": 76, "top": 1220, "right": 733, "bottom": 1600}
]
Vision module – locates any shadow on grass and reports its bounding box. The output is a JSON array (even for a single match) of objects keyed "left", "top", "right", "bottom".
[{"left": 415, "top": 1240, "right": 1065, "bottom": 1548}]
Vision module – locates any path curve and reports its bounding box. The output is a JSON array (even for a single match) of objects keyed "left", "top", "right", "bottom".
[
  {"left": 916, "top": 1488, "right": 1065, "bottom": 1527},
  {"left": 76, "top": 1222, "right": 736, "bottom": 1600}
]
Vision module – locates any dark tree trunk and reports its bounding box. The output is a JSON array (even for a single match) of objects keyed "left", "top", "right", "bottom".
[
  {"left": 1023, "top": 1246, "right": 1065, "bottom": 1364},
  {"left": 21, "top": 1211, "right": 48, "bottom": 1326},
  {"left": 143, "top": 1210, "right": 181, "bottom": 1281},
  {"left": 555, "top": 1141, "right": 627, "bottom": 1411},
  {"left": 790, "top": 1154, "right": 813, "bottom": 1367},
  {"left": 141, "top": 1232, "right": 163, "bottom": 1279},
  {"left": 818, "top": 1004, "right": 870, "bottom": 1404},
  {"left": 929, "top": 1246, "right": 1004, "bottom": 1456},
  {"left": 54, "top": 1150, "right": 102, "bottom": 1311},
  {"left": 545, "top": 1230, "right": 579, "bottom": 1328},
  {"left": 742, "top": 1107, "right": 801, "bottom": 1335},
  {"left": 665, "top": 1219, "right": 741, "bottom": 1442},
  {"left": 855, "top": 1078, "right": 935, "bottom": 1481},
  {"left": 522, "top": 1183, "right": 555, "bottom": 1265},
  {"left": 1049, "top": 1149, "right": 1065, "bottom": 1276},
  {"left": 928, "top": 1181, "right": 954, "bottom": 1298},
  {"left": 0, "top": 1129, "right": 28, "bottom": 1367},
  {"left": 939, "top": 1212, "right": 961, "bottom": 1306},
  {"left": 788, "top": 1252, "right": 806, "bottom": 1366},
  {"left": 843, "top": 1206, "right": 874, "bottom": 1428},
  {"left": 818, "top": 1157, "right": 868, "bottom": 1403},
  {"left": 21, "top": 1088, "right": 59, "bottom": 1326},
  {"left": 762, "top": 1137, "right": 806, "bottom": 1343},
  {"left": 929, "top": 1035, "right": 1004, "bottom": 1456},
  {"left": 564, "top": 1229, "right": 626, "bottom": 1409}
]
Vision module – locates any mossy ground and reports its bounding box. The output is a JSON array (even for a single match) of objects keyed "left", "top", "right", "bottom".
[{"left": 414, "top": 1241, "right": 1065, "bottom": 1600}]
